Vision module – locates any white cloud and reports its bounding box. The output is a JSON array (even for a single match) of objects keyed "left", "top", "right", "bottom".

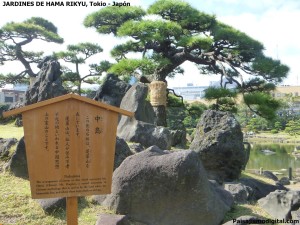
[{"left": 218, "top": 5, "right": 300, "bottom": 85}]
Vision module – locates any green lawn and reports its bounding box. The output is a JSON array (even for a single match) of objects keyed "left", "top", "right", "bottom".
[
  {"left": 0, "top": 172, "right": 114, "bottom": 225},
  {"left": 0, "top": 122, "right": 24, "bottom": 140},
  {"left": 245, "top": 131, "right": 300, "bottom": 144}
]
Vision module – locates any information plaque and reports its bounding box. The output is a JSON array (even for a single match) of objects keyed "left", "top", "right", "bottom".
[{"left": 3, "top": 94, "right": 133, "bottom": 199}]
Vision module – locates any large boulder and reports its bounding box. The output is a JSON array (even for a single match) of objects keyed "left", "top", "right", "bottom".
[
  {"left": 101, "top": 146, "right": 230, "bottom": 225},
  {"left": 114, "top": 137, "right": 132, "bottom": 170},
  {"left": 239, "top": 178, "right": 287, "bottom": 201},
  {"left": 25, "top": 57, "right": 67, "bottom": 105},
  {"left": 224, "top": 182, "right": 253, "bottom": 204},
  {"left": 262, "top": 171, "right": 278, "bottom": 181},
  {"left": 258, "top": 190, "right": 300, "bottom": 220},
  {"left": 94, "top": 74, "right": 131, "bottom": 107},
  {"left": 118, "top": 120, "right": 172, "bottom": 150},
  {"left": 36, "top": 197, "right": 66, "bottom": 214},
  {"left": 170, "top": 129, "right": 187, "bottom": 148},
  {"left": 5, "top": 137, "right": 28, "bottom": 178},
  {"left": 118, "top": 83, "right": 155, "bottom": 124},
  {"left": 117, "top": 83, "right": 171, "bottom": 150},
  {"left": 291, "top": 208, "right": 300, "bottom": 221},
  {"left": 190, "top": 110, "right": 247, "bottom": 182},
  {"left": 209, "top": 180, "right": 234, "bottom": 208},
  {"left": 0, "top": 138, "right": 17, "bottom": 159},
  {"left": 96, "top": 214, "right": 131, "bottom": 225}
]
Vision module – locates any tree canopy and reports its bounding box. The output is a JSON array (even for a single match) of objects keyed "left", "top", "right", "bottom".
[
  {"left": 54, "top": 42, "right": 110, "bottom": 95},
  {"left": 0, "top": 17, "right": 63, "bottom": 85},
  {"left": 84, "top": 0, "right": 289, "bottom": 122}
]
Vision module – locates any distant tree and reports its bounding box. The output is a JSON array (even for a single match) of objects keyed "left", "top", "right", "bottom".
[
  {"left": 204, "top": 87, "right": 237, "bottom": 112},
  {"left": 285, "top": 120, "right": 300, "bottom": 136},
  {"left": 274, "top": 121, "right": 283, "bottom": 131},
  {"left": 183, "top": 101, "right": 207, "bottom": 128},
  {"left": 246, "top": 117, "right": 270, "bottom": 132},
  {"left": 0, "top": 17, "right": 63, "bottom": 86},
  {"left": 167, "top": 94, "right": 207, "bottom": 132},
  {"left": 84, "top": 0, "right": 289, "bottom": 126},
  {"left": 54, "top": 42, "right": 112, "bottom": 95}
]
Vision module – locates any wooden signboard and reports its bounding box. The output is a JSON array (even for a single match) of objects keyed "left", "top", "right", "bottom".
[{"left": 3, "top": 94, "right": 133, "bottom": 224}]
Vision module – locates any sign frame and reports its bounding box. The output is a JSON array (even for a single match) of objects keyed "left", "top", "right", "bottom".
[{"left": 3, "top": 93, "right": 133, "bottom": 224}]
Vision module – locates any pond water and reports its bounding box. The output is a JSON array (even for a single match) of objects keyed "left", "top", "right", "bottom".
[{"left": 246, "top": 143, "right": 300, "bottom": 176}]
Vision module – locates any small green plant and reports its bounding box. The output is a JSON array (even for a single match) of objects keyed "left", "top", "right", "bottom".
[{"left": 271, "top": 129, "right": 278, "bottom": 134}]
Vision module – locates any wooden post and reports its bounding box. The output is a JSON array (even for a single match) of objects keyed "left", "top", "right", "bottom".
[
  {"left": 67, "top": 197, "right": 78, "bottom": 225},
  {"left": 259, "top": 167, "right": 263, "bottom": 175},
  {"left": 289, "top": 167, "right": 292, "bottom": 180}
]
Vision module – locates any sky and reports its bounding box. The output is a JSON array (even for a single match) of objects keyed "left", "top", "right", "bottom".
[{"left": 0, "top": 0, "right": 299, "bottom": 88}]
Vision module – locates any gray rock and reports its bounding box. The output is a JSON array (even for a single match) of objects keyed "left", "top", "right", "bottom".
[
  {"left": 25, "top": 57, "right": 67, "bottom": 105},
  {"left": 96, "top": 214, "right": 130, "bottom": 225},
  {"left": 239, "top": 178, "right": 287, "bottom": 201},
  {"left": 291, "top": 208, "right": 300, "bottom": 221},
  {"left": 170, "top": 129, "right": 187, "bottom": 148},
  {"left": 223, "top": 216, "right": 263, "bottom": 225},
  {"left": 118, "top": 119, "right": 172, "bottom": 150},
  {"left": 209, "top": 180, "right": 234, "bottom": 208},
  {"left": 258, "top": 190, "right": 300, "bottom": 219},
  {"left": 190, "top": 110, "right": 247, "bottom": 182},
  {"left": 127, "top": 143, "right": 145, "bottom": 154},
  {"left": 117, "top": 83, "right": 172, "bottom": 150},
  {"left": 118, "top": 83, "right": 155, "bottom": 124},
  {"left": 279, "top": 177, "right": 290, "bottom": 185},
  {"left": 0, "top": 138, "right": 17, "bottom": 158},
  {"left": 92, "top": 195, "right": 106, "bottom": 205},
  {"left": 114, "top": 137, "right": 132, "bottom": 170},
  {"left": 262, "top": 171, "right": 278, "bottom": 181},
  {"left": 5, "top": 137, "right": 28, "bottom": 179},
  {"left": 224, "top": 182, "right": 253, "bottom": 204},
  {"left": 94, "top": 74, "right": 131, "bottom": 107},
  {"left": 36, "top": 197, "right": 66, "bottom": 214},
  {"left": 101, "top": 146, "right": 230, "bottom": 225}
]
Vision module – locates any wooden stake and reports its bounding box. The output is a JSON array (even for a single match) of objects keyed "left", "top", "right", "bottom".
[{"left": 67, "top": 196, "right": 78, "bottom": 225}]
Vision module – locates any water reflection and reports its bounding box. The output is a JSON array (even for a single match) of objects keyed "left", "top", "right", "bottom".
[{"left": 246, "top": 144, "right": 300, "bottom": 174}]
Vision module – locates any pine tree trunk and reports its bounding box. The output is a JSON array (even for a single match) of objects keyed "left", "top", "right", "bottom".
[
  {"left": 149, "top": 81, "right": 168, "bottom": 127},
  {"left": 29, "top": 77, "right": 36, "bottom": 86},
  {"left": 153, "top": 105, "right": 167, "bottom": 127}
]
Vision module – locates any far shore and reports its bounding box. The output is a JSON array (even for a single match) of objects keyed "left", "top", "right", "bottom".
[{"left": 244, "top": 131, "right": 300, "bottom": 145}]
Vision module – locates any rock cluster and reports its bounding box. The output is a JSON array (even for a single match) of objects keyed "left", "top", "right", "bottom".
[
  {"left": 98, "top": 146, "right": 231, "bottom": 225},
  {"left": 25, "top": 57, "right": 67, "bottom": 105},
  {"left": 190, "top": 110, "right": 247, "bottom": 182},
  {"left": 94, "top": 74, "right": 131, "bottom": 107},
  {"left": 117, "top": 83, "right": 172, "bottom": 150}
]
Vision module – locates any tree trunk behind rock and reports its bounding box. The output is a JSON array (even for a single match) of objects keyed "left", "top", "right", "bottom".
[
  {"left": 149, "top": 81, "right": 168, "bottom": 127},
  {"left": 153, "top": 105, "right": 167, "bottom": 127}
]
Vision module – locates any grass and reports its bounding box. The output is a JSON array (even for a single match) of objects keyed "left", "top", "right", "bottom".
[
  {"left": 223, "top": 203, "right": 274, "bottom": 224},
  {"left": 245, "top": 131, "right": 300, "bottom": 144},
  {"left": 0, "top": 122, "right": 24, "bottom": 140},
  {"left": 0, "top": 172, "right": 114, "bottom": 225},
  {"left": 241, "top": 171, "right": 276, "bottom": 185}
]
